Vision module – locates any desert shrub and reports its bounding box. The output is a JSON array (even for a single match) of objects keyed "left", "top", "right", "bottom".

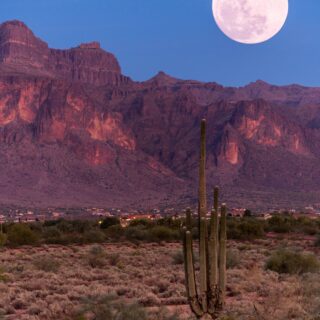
[
  {"left": 76, "top": 295, "right": 147, "bottom": 320},
  {"left": 86, "top": 245, "right": 106, "bottom": 268},
  {"left": 60, "top": 233, "right": 85, "bottom": 245},
  {"left": 87, "top": 254, "right": 106, "bottom": 268},
  {"left": 227, "top": 219, "right": 265, "bottom": 240},
  {"left": 83, "top": 230, "right": 105, "bottom": 243},
  {"left": 115, "top": 302, "right": 147, "bottom": 320},
  {"left": 104, "top": 224, "right": 124, "bottom": 240},
  {"left": 172, "top": 250, "right": 184, "bottom": 265},
  {"left": 0, "top": 266, "right": 8, "bottom": 283},
  {"left": 100, "top": 217, "right": 120, "bottom": 229},
  {"left": 42, "top": 226, "right": 63, "bottom": 244},
  {"left": 0, "top": 233, "right": 7, "bottom": 246},
  {"left": 7, "top": 223, "right": 39, "bottom": 246},
  {"left": 71, "top": 220, "right": 93, "bottom": 233},
  {"left": 227, "top": 249, "right": 241, "bottom": 269},
  {"left": 149, "top": 308, "right": 180, "bottom": 320},
  {"left": 124, "top": 226, "right": 149, "bottom": 241},
  {"left": 267, "top": 216, "right": 293, "bottom": 233},
  {"left": 266, "top": 250, "right": 320, "bottom": 274},
  {"left": 266, "top": 216, "right": 320, "bottom": 235},
  {"left": 43, "top": 219, "right": 96, "bottom": 236},
  {"left": 55, "top": 219, "right": 75, "bottom": 233},
  {"left": 89, "top": 244, "right": 102, "bottom": 255},
  {"left": 156, "top": 217, "right": 182, "bottom": 229},
  {"left": 129, "top": 218, "right": 154, "bottom": 228},
  {"left": 33, "top": 257, "right": 60, "bottom": 273},
  {"left": 28, "top": 222, "right": 43, "bottom": 233},
  {"left": 148, "top": 226, "right": 180, "bottom": 242},
  {"left": 108, "top": 253, "right": 121, "bottom": 266}
]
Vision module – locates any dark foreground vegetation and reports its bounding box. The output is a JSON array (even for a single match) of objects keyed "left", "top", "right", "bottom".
[{"left": 0, "top": 215, "right": 319, "bottom": 248}]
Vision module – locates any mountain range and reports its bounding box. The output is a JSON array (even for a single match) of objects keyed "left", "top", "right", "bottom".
[{"left": 0, "top": 20, "right": 319, "bottom": 210}]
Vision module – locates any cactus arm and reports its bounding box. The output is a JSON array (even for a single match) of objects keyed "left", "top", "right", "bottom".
[
  {"left": 218, "top": 203, "right": 227, "bottom": 308},
  {"left": 186, "top": 208, "right": 192, "bottom": 231},
  {"left": 208, "top": 208, "right": 219, "bottom": 309},
  {"left": 184, "top": 231, "right": 203, "bottom": 317},
  {"left": 199, "top": 217, "right": 208, "bottom": 312}
]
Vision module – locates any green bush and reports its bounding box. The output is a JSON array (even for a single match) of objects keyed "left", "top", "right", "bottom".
[
  {"left": 100, "top": 217, "right": 120, "bottom": 229},
  {"left": 124, "top": 226, "right": 149, "bottom": 241},
  {"left": 42, "top": 226, "right": 63, "bottom": 244},
  {"left": 266, "top": 250, "right": 320, "bottom": 274},
  {"left": 7, "top": 224, "right": 39, "bottom": 246},
  {"left": 148, "top": 226, "right": 180, "bottom": 242},
  {"left": 104, "top": 224, "right": 124, "bottom": 240},
  {"left": 267, "top": 216, "right": 293, "bottom": 233},
  {"left": 129, "top": 219, "right": 153, "bottom": 228},
  {"left": 227, "top": 219, "right": 265, "bottom": 240},
  {"left": 83, "top": 230, "right": 105, "bottom": 243},
  {"left": 266, "top": 216, "right": 320, "bottom": 235},
  {"left": 86, "top": 245, "right": 106, "bottom": 268}
]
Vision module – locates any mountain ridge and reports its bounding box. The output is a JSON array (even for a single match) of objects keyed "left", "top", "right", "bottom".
[{"left": 0, "top": 20, "right": 319, "bottom": 210}]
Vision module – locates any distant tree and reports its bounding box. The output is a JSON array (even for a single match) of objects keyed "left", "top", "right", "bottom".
[
  {"left": 8, "top": 224, "right": 39, "bottom": 246},
  {"left": 100, "top": 217, "right": 120, "bottom": 229}
]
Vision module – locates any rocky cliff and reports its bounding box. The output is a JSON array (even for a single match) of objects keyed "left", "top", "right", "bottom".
[
  {"left": 0, "top": 20, "right": 319, "bottom": 210},
  {"left": 0, "top": 20, "right": 129, "bottom": 85}
]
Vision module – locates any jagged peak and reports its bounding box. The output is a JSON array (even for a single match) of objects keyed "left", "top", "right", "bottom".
[
  {"left": 246, "top": 80, "right": 271, "bottom": 88},
  {"left": 148, "top": 71, "right": 179, "bottom": 84}
]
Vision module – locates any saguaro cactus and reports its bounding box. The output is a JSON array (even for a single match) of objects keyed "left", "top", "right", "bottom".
[{"left": 183, "top": 119, "right": 227, "bottom": 320}]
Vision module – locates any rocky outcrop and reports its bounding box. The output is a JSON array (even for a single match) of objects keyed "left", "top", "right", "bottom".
[{"left": 0, "top": 20, "right": 130, "bottom": 86}]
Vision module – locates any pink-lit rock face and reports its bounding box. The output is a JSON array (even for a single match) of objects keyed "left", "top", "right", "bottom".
[
  {"left": 88, "top": 114, "right": 136, "bottom": 151},
  {"left": 18, "top": 85, "right": 40, "bottom": 123},
  {"left": 0, "top": 97, "right": 16, "bottom": 125},
  {"left": 224, "top": 141, "right": 239, "bottom": 165},
  {"left": 232, "top": 101, "right": 310, "bottom": 156}
]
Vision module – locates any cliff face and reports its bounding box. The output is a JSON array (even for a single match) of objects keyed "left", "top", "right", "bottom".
[
  {"left": 0, "top": 20, "right": 129, "bottom": 86},
  {"left": 0, "top": 20, "right": 319, "bottom": 209}
]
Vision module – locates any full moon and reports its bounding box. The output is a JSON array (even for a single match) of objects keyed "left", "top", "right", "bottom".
[{"left": 212, "top": 0, "right": 289, "bottom": 44}]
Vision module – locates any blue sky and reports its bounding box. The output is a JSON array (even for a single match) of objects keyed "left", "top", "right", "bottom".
[{"left": 0, "top": 0, "right": 319, "bottom": 86}]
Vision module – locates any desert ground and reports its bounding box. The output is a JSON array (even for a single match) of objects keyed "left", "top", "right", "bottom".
[{"left": 0, "top": 234, "right": 319, "bottom": 320}]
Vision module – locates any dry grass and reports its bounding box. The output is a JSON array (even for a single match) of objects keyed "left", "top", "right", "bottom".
[{"left": 0, "top": 236, "right": 318, "bottom": 319}]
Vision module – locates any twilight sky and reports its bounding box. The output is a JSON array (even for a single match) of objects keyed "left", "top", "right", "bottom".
[{"left": 0, "top": 0, "right": 319, "bottom": 86}]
